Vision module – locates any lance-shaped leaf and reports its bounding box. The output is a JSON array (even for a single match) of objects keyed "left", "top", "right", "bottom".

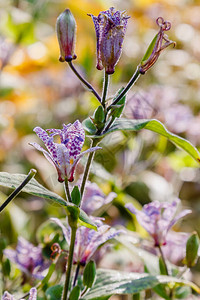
[
  {"left": 82, "top": 269, "right": 200, "bottom": 299},
  {"left": 92, "top": 118, "right": 200, "bottom": 163},
  {"left": 0, "top": 172, "right": 97, "bottom": 230}
]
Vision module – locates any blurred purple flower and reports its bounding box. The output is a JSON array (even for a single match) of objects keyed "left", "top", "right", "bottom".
[
  {"left": 51, "top": 217, "right": 122, "bottom": 266},
  {"left": 2, "top": 288, "right": 37, "bottom": 300},
  {"left": 125, "top": 199, "right": 191, "bottom": 246},
  {"left": 139, "top": 17, "right": 176, "bottom": 74},
  {"left": 80, "top": 180, "right": 116, "bottom": 215},
  {"left": 30, "top": 120, "right": 101, "bottom": 182},
  {"left": 4, "top": 237, "right": 48, "bottom": 279},
  {"left": 88, "top": 7, "right": 129, "bottom": 74},
  {"left": 162, "top": 231, "right": 190, "bottom": 266}
]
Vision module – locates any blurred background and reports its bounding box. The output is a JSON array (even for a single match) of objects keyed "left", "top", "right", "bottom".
[{"left": 0, "top": 0, "right": 200, "bottom": 298}]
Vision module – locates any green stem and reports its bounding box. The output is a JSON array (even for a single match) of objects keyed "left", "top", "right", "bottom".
[
  {"left": 102, "top": 116, "right": 115, "bottom": 134},
  {"left": 73, "top": 263, "right": 80, "bottom": 287},
  {"left": 107, "top": 67, "right": 140, "bottom": 112},
  {"left": 62, "top": 226, "right": 77, "bottom": 300},
  {"left": 64, "top": 178, "right": 72, "bottom": 202},
  {"left": 158, "top": 245, "right": 169, "bottom": 276},
  {"left": 80, "top": 139, "right": 99, "bottom": 198},
  {"left": 101, "top": 71, "right": 109, "bottom": 108},
  {"left": 0, "top": 169, "right": 36, "bottom": 213},
  {"left": 68, "top": 61, "right": 102, "bottom": 104}
]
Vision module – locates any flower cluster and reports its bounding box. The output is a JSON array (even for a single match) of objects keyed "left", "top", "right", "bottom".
[
  {"left": 30, "top": 120, "right": 100, "bottom": 182},
  {"left": 126, "top": 199, "right": 191, "bottom": 247}
]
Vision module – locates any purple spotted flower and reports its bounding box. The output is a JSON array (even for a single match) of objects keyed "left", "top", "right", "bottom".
[
  {"left": 51, "top": 217, "right": 122, "bottom": 266},
  {"left": 4, "top": 237, "right": 48, "bottom": 279},
  {"left": 80, "top": 180, "right": 116, "bottom": 215},
  {"left": 88, "top": 7, "right": 129, "bottom": 74},
  {"left": 2, "top": 288, "right": 37, "bottom": 300},
  {"left": 30, "top": 120, "right": 101, "bottom": 182},
  {"left": 125, "top": 199, "right": 191, "bottom": 247},
  {"left": 139, "top": 17, "right": 176, "bottom": 74}
]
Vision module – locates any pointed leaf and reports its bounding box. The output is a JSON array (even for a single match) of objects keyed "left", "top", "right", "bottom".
[
  {"left": 82, "top": 269, "right": 200, "bottom": 299},
  {"left": 97, "top": 118, "right": 200, "bottom": 163},
  {"left": 0, "top": 172, "right": 97, "bottom": 230}
]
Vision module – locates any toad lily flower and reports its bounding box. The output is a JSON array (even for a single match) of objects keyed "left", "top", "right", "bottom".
[
  {"left": 80, "top": 180, "right": 116, "bottom": 215},
  {"left": 3, "top": 288, "right": 37, "bottom": 300},
  {"left": 125, "top": 199, "right": 191, "bottom": 247},
  {"left": 30, "top": 120, "right": 101, "bottom": 182},
  {"left": 4, "top": 237, "right": 48, "bottom": 279},
  {"left": 51, "top": 217, "right": 122, "bottom": 266},
  {"left": 139, "top": 17, "right": 176, "bottom": 74},
  {"left": 88, "top": 7, "right": 129, "bottom": 74}
]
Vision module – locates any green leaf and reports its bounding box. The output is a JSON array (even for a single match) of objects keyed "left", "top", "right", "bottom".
[
  {"left": 0, "top": 172, "right": 67, "bottom": 207},
  {"left": 94, "top": 106, "right": 105, "bottom": 123},
  {"left": 45, "top": 285, "right": 63, "bottom": 300},
  {"left": 0, "top": 172, "right": 97, "bottom": 230},
  {"left": 110, "top": 88, "right": 126, "bottom": 118},
  {"left": 82, "top": 118, "right": 97, "bottom": 135},
  {"left": 71, "top": 186, "right": 81, "bottom": 206},
  {"left": 140, "top": 34, "right": 158, "bottom": 64},
  {"left": 79, "top": 210, "right": 97, "bottom": 231},
  {"left": 82, "top": 269, "right": 200, "bottom": 300},
  {"left": 99, "top": 118, "right": 200, "bottom": 163}
]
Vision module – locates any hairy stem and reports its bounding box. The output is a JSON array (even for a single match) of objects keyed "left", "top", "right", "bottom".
[
  {"left": 68, "top": 61, "right": 101, "bottom": 103},
  {"left": 80, "top": 139, "right": 99, "bottom": 198},
  {"left": 102, "top": 71, "right": 110, "bottom": 108},
  {"left": 64, "top": 178, "right": 72, "bottom": 202},
  {"left": 107, "top": 67, "right": 140, "bottom": 111},
  {"left": 62, "top": 226, "right": 77, "bottom": 300},
  {"left": 0, "top": 169, "right": 36, "bottom": 213}
]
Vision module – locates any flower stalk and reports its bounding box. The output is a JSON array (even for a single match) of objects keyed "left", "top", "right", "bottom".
[
  {"left": 68, "top": 61, "right": 101, "bottom": 103},
  {"left": 80, "top": 138, "right": 99, "bottom": 198},
  {"left": 62, "top": 226, "right": 77, "bottom": 300},
  {"left": 107, "top": 67, "right": 140, "bottom": 111},
  {"left": 101, "top": 71, "right": 110, "bottom": 108}
]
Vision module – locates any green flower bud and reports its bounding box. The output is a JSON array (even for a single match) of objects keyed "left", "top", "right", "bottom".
[
  {"left": 56, "top": 9, "right": 77, "bottom": 62},
  {"left": 186, "top": 232, "right": 199, "bottom": 267},
  {"left": 69, "top": 286, "right": 81, "bottom": 300},
  {"left": 83, "top": 260, "right": 96, "bottom": 288}
]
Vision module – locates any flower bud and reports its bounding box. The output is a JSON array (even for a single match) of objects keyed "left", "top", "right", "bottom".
[
  {"left": 89, "top": 7, "right": 129, "bottom": 74},
  {"left": 186, "top": 232, "right": 199, "bottom": 267},
  {"left": 69, "top": 286, "right": 81, "bottom": 300},
  {"left": 56, "top": 9, "right": 77, "bottom": 62},
  {"left": 83, "top": 260, "right": 96, "bottom": 288}
]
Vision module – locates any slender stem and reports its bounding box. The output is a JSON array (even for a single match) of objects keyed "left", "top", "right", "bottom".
[
  {"left": 62, "top": 226, "right": 77, "bottom": 300},
  {"left": 80, "top": 139, "right": 98, "bottom": 198},
  {"left": 0, "top": 169, "right": 36, "bottom": 213},
  {"left": 67, "top": 61, "right": 101, "bottom": 104},
  {"left": 73, "top": 263, "right": 80, "bottom": 287},
  {"left": 158, "top": 245, "right": 169, "bottom": 276},
  {"left": 102, "top": 116, "right": 115, "bottom": 134},
  {"left": 101, "top": 71, "right": 109, "bottom": 108},
  {"left": 107, "top": 67, "right": 140, "bottom": 111},
  {"left": 64, "top": 178, "right": 72, "bottom": 202}
]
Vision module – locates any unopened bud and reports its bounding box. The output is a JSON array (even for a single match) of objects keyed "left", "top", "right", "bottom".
[
  {"left": 83, "top": 260, "right": 96, "bottom": 288},
  {"left": 186, "top": 232, "right": 199, "bottom": 267},
  {"left": 56, "top": 9, "right": 77, "bottom": 62},
  {"left": 69, "top": 286, "right": 81, "bottom": 300}
]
